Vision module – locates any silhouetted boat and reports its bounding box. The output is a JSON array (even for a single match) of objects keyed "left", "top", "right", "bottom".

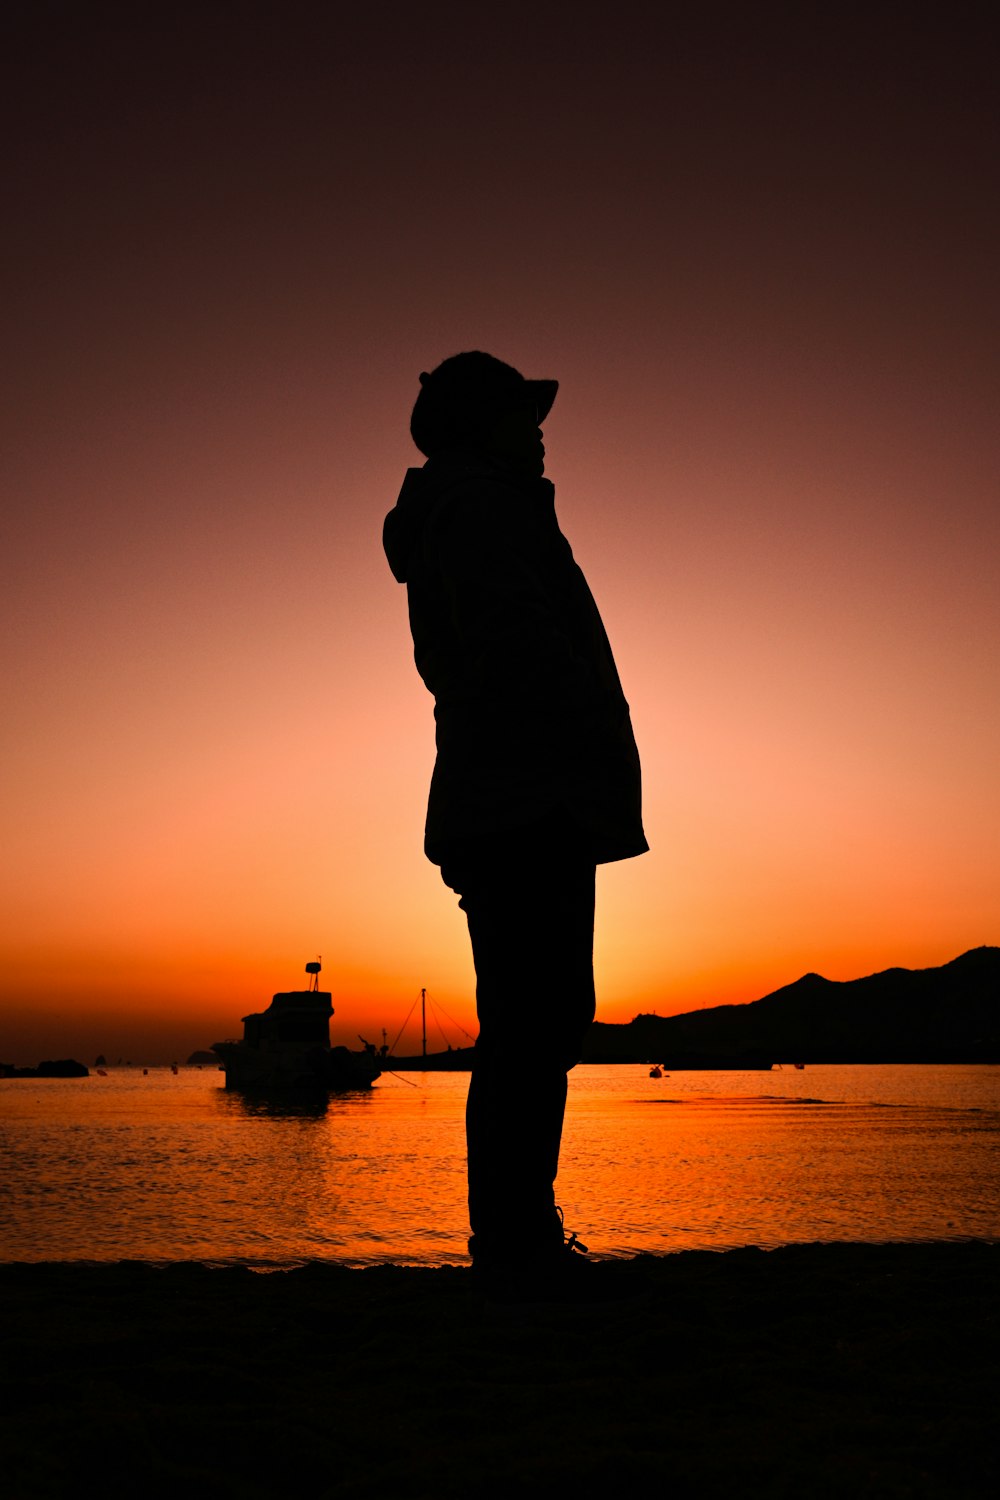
[{"left": 212, "top": 962, "right": 380, "bottom": 1092}]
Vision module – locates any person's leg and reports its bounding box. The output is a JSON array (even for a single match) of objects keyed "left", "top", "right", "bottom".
[{"left": 451, "top": 846, "right": 596, "bottom": 1266}]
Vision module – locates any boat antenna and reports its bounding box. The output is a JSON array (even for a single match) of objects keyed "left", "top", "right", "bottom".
[{"left": 305, "top": 956, "right": 322, "bottom": 993}]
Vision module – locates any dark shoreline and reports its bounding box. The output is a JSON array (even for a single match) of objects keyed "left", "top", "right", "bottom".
[{"left": 3, "top": 1241, "right": 997, "bottom": 1497}]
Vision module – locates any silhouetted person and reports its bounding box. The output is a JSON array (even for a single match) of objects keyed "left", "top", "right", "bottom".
[{"left": 383, "top": 352, "right": 647, "bottom": 1299}]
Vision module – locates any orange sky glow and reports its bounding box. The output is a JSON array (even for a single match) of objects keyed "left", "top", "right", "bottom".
[{"left": 3, "top": 6, "right": 997, "bottom": 1062}]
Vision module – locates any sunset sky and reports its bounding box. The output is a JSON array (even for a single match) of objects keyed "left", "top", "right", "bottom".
[{"left": 3, "top": 4, "right": 997, "bottom": 1063}]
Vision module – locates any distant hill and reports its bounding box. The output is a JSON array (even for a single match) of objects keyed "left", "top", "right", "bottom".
[{"left": 583, "top": 947, "right": 1000, "bottom": 1065}]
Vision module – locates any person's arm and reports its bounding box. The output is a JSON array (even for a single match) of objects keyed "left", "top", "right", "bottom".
[{"left": 433, "top": 487, "right": 611, "bottom": 744}]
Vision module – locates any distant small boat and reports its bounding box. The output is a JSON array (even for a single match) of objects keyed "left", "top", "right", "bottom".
[
  {"left": 212, "top": 961, "right": 380, "bottom": 1093},
  {"left": 384, "top": 987, "right": 476, "bottom": 1071},
  {"left": 649, "top": 1065, "right": 662, "bottom": 1078}
]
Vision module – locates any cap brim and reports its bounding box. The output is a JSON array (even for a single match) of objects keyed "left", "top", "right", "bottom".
[{"left": 526, "top": 379, "right": 558, "bottom": 423}]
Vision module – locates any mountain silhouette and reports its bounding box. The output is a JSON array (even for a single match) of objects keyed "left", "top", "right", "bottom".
[{"left": 582, "top": 947, "right": 1000, "bottom": 1064}]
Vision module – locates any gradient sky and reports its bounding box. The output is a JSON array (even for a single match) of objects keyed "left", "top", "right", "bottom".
[{"left": 3, "top": 3, "right": 997, "bottom": 1062}]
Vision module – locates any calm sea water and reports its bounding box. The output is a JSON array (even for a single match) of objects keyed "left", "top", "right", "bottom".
[{"left": 2, "top": 1064, "right": 998, "bottom": 1265}]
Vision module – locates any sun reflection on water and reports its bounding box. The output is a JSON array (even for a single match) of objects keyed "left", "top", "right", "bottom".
[{"left": 1, "top": 1065, "right": 997, "bottom": 1264}]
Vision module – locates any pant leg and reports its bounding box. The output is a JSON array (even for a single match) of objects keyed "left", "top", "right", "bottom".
[{"left": 444, "top": 841, "right": 596, "bottom": 1261}]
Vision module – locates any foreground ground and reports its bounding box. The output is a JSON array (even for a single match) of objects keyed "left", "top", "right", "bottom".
[{"left": 2, "top": 1242, "right": 997, "bottom": 1498}]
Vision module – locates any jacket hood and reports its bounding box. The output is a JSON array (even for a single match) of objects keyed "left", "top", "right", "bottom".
[{"left": 383, "top": 466, "right": 436, "bottom": 584}]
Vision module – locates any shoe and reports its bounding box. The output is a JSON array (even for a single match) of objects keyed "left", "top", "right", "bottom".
[
  {"left": 555, "top": 1203, "right": 589, "bottom": 1258},
  {"left": 473, "top": 1214, "right": 647, "bottom": 1309}
]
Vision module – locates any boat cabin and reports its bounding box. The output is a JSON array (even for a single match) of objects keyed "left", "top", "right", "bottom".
[{"left": 241, "top": 990, "right": 333, "bottom": 1048}]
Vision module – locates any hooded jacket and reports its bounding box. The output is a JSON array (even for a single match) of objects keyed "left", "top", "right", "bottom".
[{"left": 383, "top": 453, "right": 648, "bottom": 866}]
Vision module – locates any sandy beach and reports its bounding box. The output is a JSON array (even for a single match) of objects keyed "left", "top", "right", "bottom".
[{"left": 2, "top": 1241, "right": 996, "bottom": 1497}]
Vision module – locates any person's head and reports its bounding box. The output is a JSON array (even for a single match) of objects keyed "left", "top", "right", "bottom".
[{"left": 410, "top": 351, "right": 557, "bottom": 478}]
